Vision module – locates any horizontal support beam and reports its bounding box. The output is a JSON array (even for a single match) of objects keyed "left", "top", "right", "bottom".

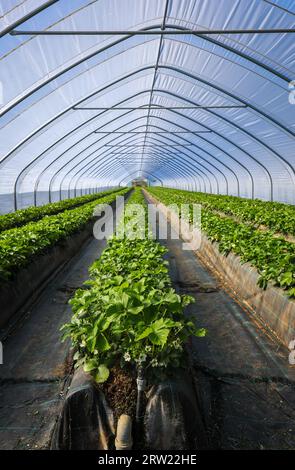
[
  {"left": 112, "top": 152, "right": 172, "bottom": 155},
  {"left": 73, "top": 105, "right": 247, "bottom": 110},
  {"left": 105, "top": 144, "right": 193, "bottom": 147},
  {"left": 10, "top": 28, "right": 295, "bottom": 35},
  {"left": 94, "top": 131, "right": 212, "bottom": 134}
]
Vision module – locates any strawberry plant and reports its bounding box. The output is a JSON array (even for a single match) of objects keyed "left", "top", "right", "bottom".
[
  {"left": 148, "top": 187, "right": 295, "bottom": 298},
  {"left": 0, "top": 188, "right": 129, "bottom": 281},
  {"left": 61, "top": 188, "right": 205, "bottom": 383},
  {"left": 0, "top": 187, "right": 124, "bottom": 233},
  {"left": 149, "top": 187, "right": 295, "bottom": 236}
]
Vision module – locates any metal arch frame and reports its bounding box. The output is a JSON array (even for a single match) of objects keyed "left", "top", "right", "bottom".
[
  {"left": 60, "top": 126, "right": 218, "bottom": 200},
  {"left": 68, "top": 130, "right": 206, "bottom": 196},
  {"left": 112, "top": 134, "right": 230, "bottom": 193},
  {"left": 33, "top": 105, "right": 235, "bottom": 205},
  {"left": 20, "top": 101, "right": 255, "bottom": 210},
  {"left": 111, "top": 116, "right": 240, "bottom": 192},
  {"left": 2, "top": 38, "right": 293, "bottom": 144},
  {"left": 28, "top": 84, "right": 266, "bottom": 206},
  {"left": 2, "top": 35, "right": 294, "bottom": 167},
  {"left": 43, "top": 96, "right": 259, "bottom": 204},
  {"left": 35, "top": 107, "right": 248, "bottom": 206},
  {"left": 88, "top": 146, "right": 209, "bottom": 193},
  {"left": 37, "top": 97, "right": 151, "bottom": 201},
  {"left": 69, "top": 123, "right": 207, "bottom": 195},
  {"left": 93, "top": 149, "right": 209, "bottom": 193},
  {"left": 103, "top": 142, "right": 226, "bottom": 193},
  {"left": 7, "top": 60, "right": 292, "bottom": 205},
  {"left": 56, "top": 117, "right": 234, "bottom": 202},
  {"left": 57, "top": 76, "right": 278, "bottom": 201},
  {"left": 0, "top": 0, "right": 59, "bottom": 38},
  {"left": 83, "top": 145, "right": 204, "bottom": 193},
  {"left": 104, "top": 147, "right": 225, "bottom": 194},
  {"left": 2, "top": 5, "right": 293, "bottom": 203},
  {"left": 64, "top": 148, "right": 192, "bottom": 197},
  {"left": 101, "top": 156, "right": 202, "bottom": 193},
  {"left": 93, "top": 158, "right": 197, "bottom": 193},
  {"left": 100, "top": 158, "right": 198, "bottom": 192},
  {"left": 158, "top": 69, "right": 293, "bottom": 186},
  {"left": 47, "top": 113, "right": 204, "bottom": 201},
  {"left": 47, "top": 98, "right": 247, "bottom": 202},
  {"left": 71, "top": 123, "right": 219, "bottom": 197},
  {"left": 70, "top": 136, "right": 206, "bottom": 197},
  {"left": 80, "top": 126, "right": 222, "bottom": 194},
  {"left": 86, "top": 155, "right": 190, "bottom": 192},
  {"left": 144, "top": 132, "right": 235, "bottom": 195},
  {"left": 10, "top": 64, "right": 289, "bottom": 206},
  {"left": 1, "top": 14, "right": 292, "bottom": 119}
]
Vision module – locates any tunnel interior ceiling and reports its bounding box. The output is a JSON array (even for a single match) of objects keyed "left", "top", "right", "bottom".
[{"left": 0, "top": 0, "right": 294, "bottom": 212}]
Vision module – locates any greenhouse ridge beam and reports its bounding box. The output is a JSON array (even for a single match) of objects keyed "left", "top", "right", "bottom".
[
  {"left": 1, "top": 24, "right": 290, "bottom": 120},
  {"left": 10, "top": 28, "right": 295, "bottom": 35},
  {"left": 73, "top": 105, "right": 247, "bottom": 110},
  {"left": 140, "top": 0, "right": 169, "bottom": 174},
  {"left": 94, "top": 131, "right": 212, "bottom": 134},
  {"left": 105, "top": 144, "right": 193, "bottom": 147}
]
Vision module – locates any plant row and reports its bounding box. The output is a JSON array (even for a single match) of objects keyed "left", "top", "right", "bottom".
[
  {"left": 147, "top": 187, "right": 295, "bottom": 297},
  {"left": 0, "top": 188, "right": 123, "bottom": 233},
  {"left": 61, "top": 188, "right": 205, "bottom": 384},
  {"left": 0, "top": 188, "right": 129, "bottom": 281},
  {"left": 149, "top": 187, "right": 295, "bottom": 236}
]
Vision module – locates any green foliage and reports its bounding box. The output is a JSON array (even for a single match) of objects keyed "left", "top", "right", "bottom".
[
  {"left": 149, "top": 187, "right": 295, "bottom": 235},
  {"left": 62, "top": 188, "right": 205, "bottom": 383},
  {"left": 148, "top": 187, "right": 295, "bottom": 298},
  {"left": 0, "top": 189, "right": 129, "bottom": 281},
  {"left": 0, "top": 188, "right": 124, "bottom": 233}
]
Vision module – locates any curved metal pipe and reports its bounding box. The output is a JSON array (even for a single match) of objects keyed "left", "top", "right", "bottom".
[
  {"left": 26, "top": 82, "right": 276, "bottom": 206},
  {"left": 7, "top": 63, "right": 294, "bottom": 208},
  {"left": 68, "top": 124, "right": 210, "bottom": 195},
  {"left": 2, "top": 18, "right": 290, "bottom": 118},
  {"left": 49, "top": 107, "right": 244, "bottom": 203},
  {"left": 91, "top": 153, "right": 203, "bottom": 193},
  {"left": 58, "top": 113, "right": 239, "bottom": 201},
  {"left": 12, "top": 61, "right": 290, "bottom": 206},
  {"left": 82, "top": 152, "right": 202, "bottom": 194}
]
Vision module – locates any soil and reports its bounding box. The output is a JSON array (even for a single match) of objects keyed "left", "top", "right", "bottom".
[{"left": 99, "top": 365, "right": 137, "bottom": 421}]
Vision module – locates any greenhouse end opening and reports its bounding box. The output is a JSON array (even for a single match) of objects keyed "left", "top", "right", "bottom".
[{"left": 0, "top": 0, "right": 295, "bottom": 462}]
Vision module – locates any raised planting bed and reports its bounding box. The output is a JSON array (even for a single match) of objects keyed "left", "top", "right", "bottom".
[
  {"left": 54, "top": 188, "right": 207, "bottom": 450},
  {"left": 145, "top": 188, "right": 295, "bottom": 348},
  {"left": 0, "top": 189, "right": 129, "bottom": 331},
  {"left": 52, "top": 365, "right": 207, "bottom": 450},
  {"left": 0, "top": 188, "right": 123, "bottom": 233}
]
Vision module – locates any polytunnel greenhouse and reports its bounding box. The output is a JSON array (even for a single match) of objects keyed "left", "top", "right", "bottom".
[{"left": 0, "top": 0, "right": 295, "bottom": 458}]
